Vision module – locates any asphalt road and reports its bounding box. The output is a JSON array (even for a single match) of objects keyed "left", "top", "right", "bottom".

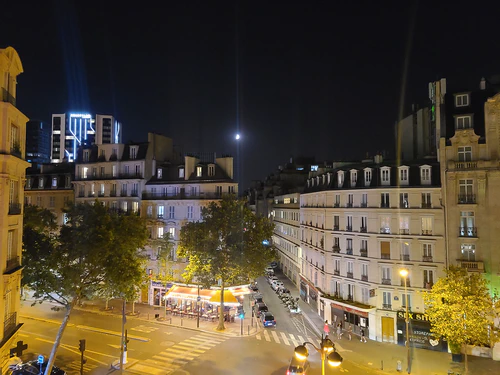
[{"left": 17, "top": 279, "right": 382, "bottom": 375}]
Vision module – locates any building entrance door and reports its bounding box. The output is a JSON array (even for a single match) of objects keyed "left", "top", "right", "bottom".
[{"left": 381, "top": 317, "right": 394, "bottom": 342}]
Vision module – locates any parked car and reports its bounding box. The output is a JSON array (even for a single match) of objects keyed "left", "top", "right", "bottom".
[
  {"left": 11, "top": 360, "right": 67, "bottom": 375},
  {"left": 265, "top": 266, "right": 274, "bottom": 274},
  {"left": 249, "top": 283, "right": 259, "bottom": 292},
  {"left": 270, "top": 261, "right": 278, "bottom": 268},
  {"left": 286, "top": 357, "right": 310, "bottom": 375},
  {"left": 254, "top": 302, "right": 269, "bottom": 317},
  {"left": 261, "top": 311, "right": 276, "bottom": 328},
  {"left": 268, "top": 276, "right": 279, "bottom": 284},
  {"left": 272, "top": 281, "right": 284, "bottom": 291},
  {"left": 253, "top": 295, "right": 264, "bottom": 305}
]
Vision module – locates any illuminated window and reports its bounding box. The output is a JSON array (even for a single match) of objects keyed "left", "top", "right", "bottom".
[
  {"left": 337, "top": 171, "right": 344, "bottom": 187},
  {"left": 82, "top": 168, "right": 88, "bottom": 179},
  {"left": 196, "top": 166, "right": 202, "bottom": 177},
  {"left": 455, "top": 115, "right": 472, "bottom": 129},
  {"left": 158, "top": 227, "right": 164, "bottom": 238},
  {"left": 420, "top": 166, "right": 431, "bottom": 184},
  {"left": 169, "top": 227, "right": 175, "bottom": 238},
  {"left": 380, "top": 167, "right": 390, "bottom": 185},
  {"left": 52, "top": 177, "right": 58, "bottom": 187},
  {"left": 455, "top": 93, "right": 469, "bottom": 107},
  {"left": 157, "top": 168, "right": 162, "bottom": 179},
  {"left": 399, "top": 166, "right": 409, "bottom": 185},
  {"left": 461, "top": 243, "right": 475, "bottom": 260},
  {"left": 350, "top": 170, "right": 357, "bottom": 187},
  {"left": 364, "top": 168, "right": 372, "bottom": 187},
  {"left": 132, "top": 202, "right": 139, "bottom": 213}
]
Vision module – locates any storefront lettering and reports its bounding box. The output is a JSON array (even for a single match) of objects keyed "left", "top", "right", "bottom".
[{"left": 397, "top": 311, "right": 429, "bottom": 322}]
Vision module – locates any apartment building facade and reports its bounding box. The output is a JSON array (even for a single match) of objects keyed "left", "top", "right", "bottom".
[
  {"left": 271, "top": 193, "right": 302, "bottom": 287},
  {"left": 300, "top": 158, "right": 446, "bottom": 350},
  {"left": 141, "top": 155, "right": 237, "bottom": 305},
  {"left": 0, "top": 47, "right": 29, "bottom": 371}
]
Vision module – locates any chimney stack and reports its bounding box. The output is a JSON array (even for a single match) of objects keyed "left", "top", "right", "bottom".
[{"left": 480, "top": 77, "right": 486, "bottom": 90}]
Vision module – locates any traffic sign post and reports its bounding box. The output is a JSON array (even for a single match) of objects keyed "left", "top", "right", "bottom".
[
  {"left": 38, "top": 355, "right": 44, "bottom": 374},
  {"left": 79, "top": 339, "right": 86, "bottom": 375}
]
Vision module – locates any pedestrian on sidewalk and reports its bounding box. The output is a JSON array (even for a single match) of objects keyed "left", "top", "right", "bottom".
[
  {"left": 347, "top": 324, "right": 352, "bottom": 341},
  {"left": 336, "top": 323, "right": 342, "bottom": 340},
  {"left": 323, "top": 320, "right": 330, "bottom": 336},
  {"left": 360, "top": 328, "right": 367, "bottom": 343}
]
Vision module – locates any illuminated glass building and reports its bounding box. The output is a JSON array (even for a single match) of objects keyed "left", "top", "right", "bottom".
[{"left": 51, "top": 113, "right": 122, "bottom": 163}]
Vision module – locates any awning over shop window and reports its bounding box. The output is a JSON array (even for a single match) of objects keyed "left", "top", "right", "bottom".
[
  {"left": 209, "top": 290, "right": 240, "bottom": 306},
  {"left": 165, "top": 286, "right": 215, "bottom": 302}
]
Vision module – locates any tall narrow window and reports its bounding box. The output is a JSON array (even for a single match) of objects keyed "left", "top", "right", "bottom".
[
  {"left": 380, "top": 216, "right": 391, "bottom": 234},
  {"left": 380, "top": 241, "right": 390, "bottom": 259},
  {"left": 399, "top": 192, "right": 409, "bottom": 208},
  {"left": 421, "top": 193, "right": 431, "bottom": 208},
  {"left": 458, "top": 146, "right": 472, "bottom": 162},
  {"left": 208, "top": 165, "right": 215, "bottom": 177},
  {"left": 461, "top": 244, "right": 476, "bottom": 260},
  {"left": 421, "top": 217, "right": 433, "bottom": 235},
  {"left": 364, "top": 168, "right": 372, "bottom": 186},
  {"left": 458, "top": 179, "right": 474, "bottom": 203},
  {"left": 383, "top": 291, "right": 392, "bottom": 309},
  {"left": 196, "top": 166, "right": 202, "bottom": 177},
  {"left": 179, "top": 167, "right": 185, "bottom": 178},
  {"left": 460, "top": 211, "right": 475, "bottom": 237},
  {"left": 381, "top": 193, "right": 390, "bottom": 208}
]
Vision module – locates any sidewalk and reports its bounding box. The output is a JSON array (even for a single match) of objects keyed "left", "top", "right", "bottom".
[
  {"left": 274, "top": 270, "right": 500, "bottom": 375},
  {"left": 20, "top": 293, "right": 262, "bottom": 339}
]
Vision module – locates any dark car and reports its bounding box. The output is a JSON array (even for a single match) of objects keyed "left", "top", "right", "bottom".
[
  {"left": 253, "top": 302, "right": 268, "bottom": 317},
  {"left": 11, "top": 360, "right": 67, "bottom": 375},
  {"left": 261, "top": 311, "right": 276, "bottom": 328},
  {"left": 249, "top": 283, "right": 259, "bottom": 292},
  {"left": 286, "top": 357, "right": 310, "bottom": 375}
]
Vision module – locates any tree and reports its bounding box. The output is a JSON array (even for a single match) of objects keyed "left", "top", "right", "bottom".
[
  {"left": 23, "top": 202, "right": 149, "bottom": 375},
  {"left": 149, "top": 232, "right": 181, "bottom": 284},
  {"left": 178, "top": 196, "right": 276, "bottom": 331},
  {"left": 422, "top": 266, "right": 500, "bottom": 374}
]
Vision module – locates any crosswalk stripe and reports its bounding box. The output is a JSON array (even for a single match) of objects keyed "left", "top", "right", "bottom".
[
  {"left": 174, "top": 344, "right": 206, "bottom": 353},
  {"left": 298, "top": 335, "right": 305, "bottom": 343},
  {"left": 164, "top": 348, "right": 192, "bottom": 355},
  {"left": 256, "top": 334, "right": 261, "bottom": 340},
  {"left": 289, "top": 333, "right": 299, "bottom": 347},
  {"left": 197, "top": 333, "right": 228, "bottom": 342},
  {"left": 156, "top": 351, "right": 196, "bottom": 361},
  {"left": 280, "top": 332, "right": 290, "bottom": 346},
  {"left": 184, "top": 337, "right": 218, "bottom": 345},
  {"left": 183, "top": 339, "right": 216, "bottom": 348},
  {"left": 153, "top": 354, "right": 190, "bottom": 363},
  {"left": 263, "top": 330, "right": 271, "bottom": 342},
  {"left": 271, "top": 330, "right": 280, "bottom": 343}
]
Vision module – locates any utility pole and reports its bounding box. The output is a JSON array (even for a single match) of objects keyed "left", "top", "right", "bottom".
[
  {"left": 119, "top": 299, "right": 126, "bottom": 373},
  {"left": 197, "top": 283, "right": 200, "bottom": 328}
]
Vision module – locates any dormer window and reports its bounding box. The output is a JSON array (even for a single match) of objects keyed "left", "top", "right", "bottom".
[
  {"left": 455, "top": 93, "right": 469, "bottom": 107},
  {"left": 157, "top": 168, "right": 163, "bottom": 179},
  {"left": 455, "top": 115, "right": 472, "bottom": 130},
  {"left": 350, "top": 170, "right": 357, "bottom": 187},
  {"left": 327, "top": 173, "right": 331, "bottom": 185},
  {"left": 130, "top": 146, "right": 137, "bottom": 159},
  {"left": 322, "top": 175, "right": 326, "bottom": 184},
  {"left": 196, "top": 166, "right": 202, "bottom": 177},
  {"left": 398, "top": 166, "right": 409, "bottom": 186},
  {"left": 52, "top": 177, "right": 58, "bottom": 188},
  {"left": 26, "top": 178, "right": 32, "bottom": 189},
  {"left": 364, "top": 168, "right": 372, "bottom": 187},
  {"left": 65, "top": 176, "right": 71, "bottom": 188},
  {"left": 83, "top": 150, "right": 89, "bottom": 162},
  {"left": 38, "top": 177, "right": 44, "bottom": 188},
  {"left": 100, "top": 149, "right": 105, "bottom": 159},
  {"left": 420, "top": 165, "right": 432, "bottom": 185},
  {"left": 337, "top": 171, "right": 344, "bottom": 187},
  {"left": 381, "top": 167, "right": 390, "bottom": 186},
  {"left": 179, "top": 167, "right": 185, "bottom": 179},
  {"left": 208, "top": 164, "right": 215, "bottom": 177}
]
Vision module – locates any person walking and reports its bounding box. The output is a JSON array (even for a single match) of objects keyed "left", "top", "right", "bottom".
[
  {"left": 347, "top": 324, "right": 352, "bottom": 341},
  {"left": 323, "top": 320, "right": 330, "bottom": 336},
  {"left": 336, "top": 323, "right": 342, "bottom": 340},
  {"left": 360, "top": 328, "right": 367, "bottom": 343}
]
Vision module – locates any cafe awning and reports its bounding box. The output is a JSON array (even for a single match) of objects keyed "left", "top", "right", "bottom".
[
  {"left": 209, "top": 289, "right": 240, "bottom": 306},
  {"left": 164, "top": 286, "right": 215, "bottom": 302}
]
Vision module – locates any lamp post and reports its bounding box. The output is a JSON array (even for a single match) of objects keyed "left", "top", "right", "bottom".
[
  {"left": 196, "top": 283, "right": 200, "bottom": 328},
  {"left": 294, "top": 334, "right": 342, "bottom": 375},
  {"left": 400, "top": 268, "right": 411, "bottom": 374}
]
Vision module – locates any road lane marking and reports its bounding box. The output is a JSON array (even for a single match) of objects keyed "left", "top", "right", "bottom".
[
  {"left": 75, "top": 325, "right": 149, "bottom": 342},
  {"left": 263, "top": 330, "right": 271, "bottom": 342},
  {"left": 256, "top": 334, "right": 261, "bottom": 340},
  {"left": 271, "top": 330, "right": 280, "bottom": 343},
  {"left": 280, "top": 332, "right": 290, "bottom": 346},
  {"left": 298, "top": 335, "right": 305, "bottom": 343},
  {"left": 34, "top": 338, "right": 115, "bottom": 363},
  {"left": 289, "top": 333, "right": 299, "bottom": 347}
]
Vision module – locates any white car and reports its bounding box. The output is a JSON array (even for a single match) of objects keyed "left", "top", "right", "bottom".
[{"left": 272, "top": 281, "right": 284, "bottom": 291}]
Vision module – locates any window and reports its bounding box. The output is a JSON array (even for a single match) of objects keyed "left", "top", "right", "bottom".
[
  {"left": 346, "top": 239, "right": 353, "bottom": 253},
  {"left": 458, "top": 146, "right": 472, "bottom": 162},
  {"left": 456, "top": 115, "right": 472, "bottom": 129},
  {"left": 399, "top": 193, "right": 409, "bottom": 208},
  {"left": 455, "top": 93, "right": 469, "bottom": 107},
  {"left": 179, "top": 167, "right": 185, "bottom": 178},
  {"left": 399, "top": 216, "right": 409, "bottom": 234},
  {"left": 158, "top": 227, "right": 164, "bottom": 238},
  {"left": 10, "top": 125, "right": 19, "bottom": 151},
  {"left": 122, "top": 201, "right": 128, "bottom": 211},
  {"left": 361, "top": 264, "right": 368, "bottom": 278},
  {"left": 169, "top": 206, "right": 175, "bottom": 219},
  {"left": 169, "top": 227, "right": 175, "bottom": 239},
  {"left": 459, "top": 179, "right": 474, "bottom": 203},
  {"left": 346, "top": 216, "right": 353, "bottom": 231},
  {"left": 347, "top": 194, "right": 353, "bottom": 207},
  {"left": 382, "top": 266, "right": 391, "bottom": 285},
  {"left": 381, "top": 193, "right": 390, "bottom": 208},
  {"left": 347, "top": 261, "right": 354, "bottom": 276},
  {"left": 360, "top": 216, "right": 367, "bottom": 232},
  {"left": 335, "top": 194, "right": 340, "bottom": 207},
  {"left": 100, "top": 149, "right": 105, "bottom": 159},
  {"left": 158, "top": 205, "right": 165, "bottom": 219},
  {"left": 196, "top": 166, "right": 202, "bottom": 177},
  {"left": 49, "top": 196, "right": 55, "bottom": 208},
  {"left": 216, "top": 186, "right": 223, "bottom": 196},
  {"left": 111, "top": 184, "right": 117, "bottom": 196},
  {"left": 187, "top": 206, "right": 194, "bottom": 219},
  {"left": 78, "top": 186, "right": 84, "bottom": 198},
  {"left": 147, "top": 205, "right": 153, "bottom": 217},
  {"left": 364, "top": 168, "right": 372, "bottom": 186},
  {"left": 361, "top": 287, "right": 369, "bottom": 304},
  {"left": 92, "top": 167, "right": 97, "bottom": 177},
  {"left": 208, "top": 165, "right": 215, "bottom": 176},
  {"left": 361, "top": 193, "right": 368, "bottom": 207},
  {"left": 383, "top": 291, "right": 392, "bottom": 308},
  {"left": 26, "top": 178, "right": 32, "bottom": 189},
  {"left": 380, "top": 216, "right": 391, "bottom": 234},
  {"left": 423, "top": 243, "right": 433, "bottom": 260},
  {"left": 400, "top": 241, "right": 410, "bottom": 261},
  {"left": 135, "top": 165, "right": 141, "bottom": 176},
  {"left": 420, "top": 166, "right": 431, "bottom": 185},
  {"left": 399, "top": 167, "right": 409, "bottom": 185},
  {"left": 52, "top": 177, "right": 58, "bottom": 187},
  {"left": 461, "top": 244, "right": 476, "bottom": 260},
  {"left": 381, "top": 167, "right": 390, "bottom": 185},
  {"left": 121, "top": 183, "right": 127, "bottom": 196},
  {"left": 333, "top": 215, "right": 340, "bottom": 230},
  {"left": 424, "top": 270, "right": 434, "bottom": 288},
  {"left": 112, "top": 165, "right": 117, "bottom": 177},
  {"left": 401, "top": 293, "right": 412, "bottom": 309},
  {"left": 380, "top": 241, "right": 390, "bottom": 259},
  {"left": 337, "top": 171, "right": 344, "bottom": 187},
  {"left": 132, "top": 202, "right": 138, "bottom": 213},
  {"left": 124, "top": 165, "right": 130, "bottom": 175},
  {"left": 350, "top": 170, "right": 357, "bottom": 187},
  {"left": 191, "top": 186, "right": 198, "bottom": 196},
  {"left": 83, "top": 150, "right": 89, "bottom": 162},
  {"left": 36, "top": 196, "right": 43, "bottom": 206},
  {"left": 421, "top": 217, "right": 432, "bottom": 235},
  {"left": 100, "top": 167, "right": 105, "bottom": 177},
  {"left": 360, "top": 239, "right": 368, "bottom": 253},
  {"left": 7, "top": 230, "right": 14, "bottom": 261},
  {"left": 130, "top": 146, "right": 137, "bottom": 159},
  {"left": 460, "top": 211, "right": 475, "bottom": 236},
  {"left": 421, "top": 193, "right": 431, "bottom": 208},
  {"left": 82, "top": 167, "right": 88, "bottom": 179}
]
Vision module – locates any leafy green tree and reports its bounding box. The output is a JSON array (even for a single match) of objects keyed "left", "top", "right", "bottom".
[
  {"left": 149, "top": 232, "right": 182, "bottom": 284},
  {"left": 423, "top": 266, "right": 500, "bottom": 374},
  {"left": 178, "top": 196, "right": 276, "bottom": 331},
  {"left": 23, "top": 202, "right": 149, "bottom": 375}
]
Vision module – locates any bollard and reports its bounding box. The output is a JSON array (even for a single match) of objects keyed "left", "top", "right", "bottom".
[
  {"left": 381, "top": 360, "right": 384, "bottom": 370},
  {"left": 248, "top": 326, "right": 250, "bottom": 335},
  {"left": 396, "top": 360, "right": 402, "bottom": 372},
  {"left": 181, "top": 317, "right": 183, "bottom": 327}
]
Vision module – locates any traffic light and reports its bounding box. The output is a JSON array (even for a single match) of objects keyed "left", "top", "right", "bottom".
[
  {"left": 239, "top": 311, "right": 245, "bottom": 319},
  {"left": 79, "top": 339, "right": 86, "bottom": 353}
]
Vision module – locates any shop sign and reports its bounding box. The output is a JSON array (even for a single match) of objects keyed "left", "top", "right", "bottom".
[
  {"left": 397, "top": 311, "right": 429, "bottom": 322},
  {"left": 330, "top": 302, "right": 369, "bottom": 318}
]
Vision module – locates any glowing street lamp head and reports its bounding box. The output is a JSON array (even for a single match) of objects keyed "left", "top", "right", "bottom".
[
  {"left": 235, "top": 133, "right": 241, "bottom": 140},
  {"left": 294, "top": 345, "right": 309, "bottom": 361},
  {"left": 400, "top": 269, "right": 409, "bottom": 278}
]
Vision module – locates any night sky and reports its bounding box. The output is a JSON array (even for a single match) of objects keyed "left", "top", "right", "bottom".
[{"left": 2, "top": 1, "right": 500, "bottom": 190}]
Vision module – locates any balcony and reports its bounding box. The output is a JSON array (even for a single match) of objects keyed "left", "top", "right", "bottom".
[
  {"left": 399, "top": 229, "right": 409, "bottom": 235},
  {"left": 346, "top": 202, "right": 353, "bottom": 208},
  {"left": 334, "top": 203, "right": 340, "bottom": 208},
  {"left": 459, "top": 227, "right": 477, "bottom": 237},
  {"left": 421, "top": 230, "right": 433, "bottom": 236},
  {"left": 346, "top": 272, "right": 353, "bottom": 279},
  {"left": 2, "top": 88, "right": 16, "bottom": 106},
  {"left": 98, "top": 192, "right": 105, "bottom": 197},
  {"left": 143, "top": 192, "right": 233, "bottom": 200},
  {"left": 8, "top": 203, "right": 21, "bottom": 215},
  {"left": 424, "top": 282, "right": 433, "bottom": 289},
  {"left": 380, "top": 227, "right": 391, "bottom": 234},
  {"left": 346, "top": 226, "right": 352, "bottom": 232},
  {"left": 78, "top": 192, "right": 85, "bottom": 198},
  {"left": 456, "top": 161, "right": 478, "bottom": 170},
  {"left": 332, "top": 245, "right": 341, "bottom": 253},
  {"left": 360, "top": 202, "right": 368, "bottom": 208},
  {"left": 75, "top": 172, "right": 143, "bottom": 181},
  {"left": 381, "top": 203, "right": 390, "bottom": 208},
  {"left": 87, "top": 192, "right": 95, "bottom": 198},
  {"left": 422, "top": 255, "right": 433, "bottom": 262},
  {"left": 421, "top": 202, "right": 432, "bottom": 209},
  {"left": 459, "top": 260, "right": 484, "bottom": 272},
  {"left": 458, "top": 194, "right": 476, "bottom": 204},
  {"left": 381, "top": 253, "right": 390, "bottom": 260},
  {"left": 360, "top": 249, "right": 368, "bottom": 257},
  {"left": 401, "top": 279, "right": 411, "bottom": 287},
  {"left": 360, "top": 226, "right": 367, "bottom": 233},
  {"left": 400, "top": 254, "right": 410, "bottom": 261},
  {"left": 131, "top": 191, "right": 139, "bottom": 197},
  {"left": 346, "top": 294, "right": 354, "bottom": 302},
  {"left": 346, "top": 248, "right": 353, "bottom": 255},
  {"left": 333, "top": 225, "right": 340, "bottom": 231},
  {"left": 382, "top": 304, "right": 392, "bottom": 310},
  {"left": 361, "top": 274, "right": 368, "bottom": 282},
  {"left": 110, "top": 191, "right": 117, "bottom": 197},
  {"left": 5, "top": 256, "right": 20, "bottom": 273},
  {"left": 334, "top": 269, "right": 340, "bottom": 276},
  {"left": 4, "top": 312, "right": 17, "bottom": 339},
  {"left": 382, "top": 278, "right": 391, "bottom": 285}
]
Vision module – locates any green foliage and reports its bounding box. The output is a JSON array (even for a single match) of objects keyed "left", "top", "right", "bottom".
[
  {"left": 422, "top": 266, "right": 500, "bottom": 351},
  {"left": 148, "top": 232, "right": 182, "bottom": 283}
]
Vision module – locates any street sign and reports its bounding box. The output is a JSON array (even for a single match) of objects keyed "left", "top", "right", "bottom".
[
  {"left": 37, "top": 355, "right": 44, "bottom": 364},
  {"left": 197, "top": 296, "right": 201, "bottom": 302}
]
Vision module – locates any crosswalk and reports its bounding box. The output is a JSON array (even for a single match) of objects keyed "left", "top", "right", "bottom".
[
  {"left": 143, "top": 332, "right": 229, "bottom": 373},
  {"left": 255, "top": 330, "right": 321, "bottom": 347},
  {"left": 65, "top": 360, "right": 98, "bottom": 374}
]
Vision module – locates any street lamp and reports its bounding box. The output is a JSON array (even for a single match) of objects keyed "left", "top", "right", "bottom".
[
  {"left": 399, "top": 268, "right": 411, "bottom": 374},
  {"left": 294, "top": 335, "right": 342, "bottom": 375}
]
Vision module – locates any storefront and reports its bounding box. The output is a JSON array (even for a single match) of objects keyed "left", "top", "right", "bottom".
[
  {"left": 299, "top": 279, "right": 308, "bottom": 302},
  {"left": 299, "top": 275, "right": 319, "bottom": 312},
  {"left": 396, "top": 311, "right": 447, "bottom": 352},
  {"left": 150, "top": 280, "right": 174, "bottom": 306},
  {"left": 330, "top": 301, "right": 373, "bottom": 337}
]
